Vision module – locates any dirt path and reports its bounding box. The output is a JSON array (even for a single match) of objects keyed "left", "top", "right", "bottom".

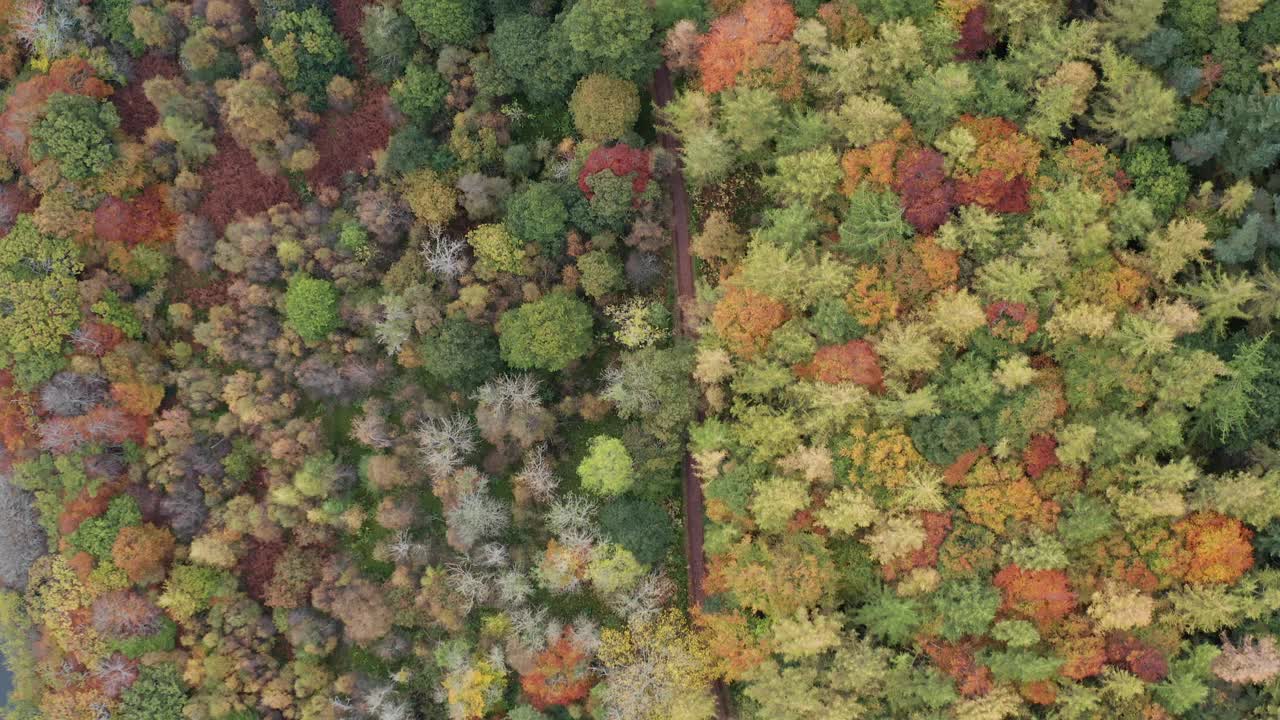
[{"left": 653, "top": 63, "right": 733, "bottom": 720}]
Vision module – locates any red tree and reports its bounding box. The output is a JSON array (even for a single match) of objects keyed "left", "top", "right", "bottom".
[
  {"left": 712, "top": 285, "right": 789, "bottom": 359},
  {"left": 577, "top": 144, "right": 652, "bottom": 199},
  {"left": 891, "top": 147, "right": 955, "bottom": 234},
  {"left": 111, "top": 523, "right": 175, "bottom": 585},
  {"left": 1022, "top": 435, "right": 1059, "bottom": 480},
  {"left": 951, "top": 116, "right": 1041, "bottom": 214},
  {"left": 954, "top": 5, "right": 996, "bottom": 61}
]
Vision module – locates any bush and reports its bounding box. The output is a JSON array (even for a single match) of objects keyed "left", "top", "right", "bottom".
[
  {"left": 284, "top": 274, "right": 340, "bottom": 342},
  {"left": 505, "top": 183, "right": 569, "bottom": 257},
  {"left": 578, "top": 435, "right": 635, "bottom": 496},
  {"left": 569, "top": 75, "right": 641, "bottom": 142},
  {"left": 498, "top": 292, "right": 595, "bottom": 372},
  {"left": 31, "top": 93, "right": 120, "bottom": 181}
]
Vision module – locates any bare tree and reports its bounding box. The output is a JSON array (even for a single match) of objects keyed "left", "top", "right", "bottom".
[
  {"left": 514, "top": 445, "right": 558, "bottom": 503},
  {"left": 416, "top": 413, "right": 477, "bottom": 480},
  {"left": 40, "top": 372, "right": 106, "bottom": 416},
  {"left": 0, "top": 475, "right": 47, "bottom": 589},
  {"left": 445, "top": 490, "right": 508, "bottom": 551},
  {"left": 420, "top": 225, "right": 468, "bottom": 279}
]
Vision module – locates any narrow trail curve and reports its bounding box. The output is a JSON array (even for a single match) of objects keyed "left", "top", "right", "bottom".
[{"left": 652, "top": 62, "right": 734, "bottom": 720}]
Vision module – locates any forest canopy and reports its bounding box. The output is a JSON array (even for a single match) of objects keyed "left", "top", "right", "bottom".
[{"left": 0, "top": 0, "right": 1279, "bottom": 719}]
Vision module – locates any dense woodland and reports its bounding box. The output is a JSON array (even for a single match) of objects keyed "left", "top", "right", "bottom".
[{"left": 0, "top": 0, "right": 1278, "bottom": 719}]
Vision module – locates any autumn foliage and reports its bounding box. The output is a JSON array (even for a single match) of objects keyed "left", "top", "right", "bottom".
[
  {"left": 697, "top": 0, "right": 803, "bottom": 100},
  {"left": 1165, "top": 512, "right": 1254, "bottom": 585},
  {"left": 520, "top": 630, "right": 597, "bottom": 710},
  {"left": 577, "top": 144, "right": 652, "bottom": 199},
  {"left": 993, "top": 565, "right": 1078, "bottom": 629},
  {"left": 93, "top": 185, "right": 177, "bottom": 247},
  {"left": 712, "top": 285, "right": 789, "bottom": 358},
  {"left": 793, "top": 339, "right": 884, "bottom": 391},
  {"left": 951, "top": 116, "right": 1042, "bottom": 214}
]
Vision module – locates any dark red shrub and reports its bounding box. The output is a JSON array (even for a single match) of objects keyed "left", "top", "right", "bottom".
[
  {"left": 111, "top": 53, "right": 180, "bottom": 137},
  {"left": 1106, "top": 633, "right": 1169, "bottom": 682},
  {"left": 198, "top": 133, "right": 297, "bottom": 233},
  {"left": 305, "top": 90, "right": 392, "bottom": 189},
  {"left": 94, "top": 185, "right": 177, "bottom": 247},
  {"left": 922, "top": 638, "right": 993, "bottom": 697},
  {"left": 239, "top": 539, "right": 285, "bottom": 604}
]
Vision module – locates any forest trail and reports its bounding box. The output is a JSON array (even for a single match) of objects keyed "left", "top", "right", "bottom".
[{"left": 653, "top": 63, "right": 734, "bottom": 720}]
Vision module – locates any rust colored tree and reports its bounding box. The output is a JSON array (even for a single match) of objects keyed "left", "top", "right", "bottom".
[
  {"left": 993, "top": 565, "right": 1077, "bottom": 630},
  {"left": 711, "top": 285, "right": 789, "bottom": 359},
  {"left": 697, "top": 0, "right": 803, "bottom": 100},
  {"left": 793, "top": 339, "right": 885, "bottom": 391}
]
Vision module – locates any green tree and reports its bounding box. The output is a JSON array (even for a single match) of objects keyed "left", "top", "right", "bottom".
[
  {"left": 932, "top": 579, "right": 1001, "bottom": 641},
  {"left": 577, "top": 250, "right": 625, "bottom": 299},
  {"left": 766, "top": 148, "right": 842, "bottom": 208},
  {"left": 403, "top": 0, "right": 485, "bottom": 46},
  {"left": 578, "top": 435, "right": 635, "bottom": 496},
  {"left": 466, "top": 223, "right": 524, "bottom": 275},
  {"left": 30, "top": 93, "right": 120, "bottom": 181},
  {"left": 599, "top": 497, "right": 674, "bottom": 565},
  {"left": 854, "top": 587, "right": 922, "bottom": 646},
  {"left": 505, "top": 183, "right": 569, "bottom": 257},
  {"left": 1092, "top": 45, "right": 1179, "bottom": 145},
  {"left": 265, "top": 8, "right": 350, "bottom": 109},
  {"left": 490, "top": 13, "right": 575, "bottom": 104},
  {"left": 561, "top": 0, "right": 657, "bottom": 81},
  {"left": 391, "top": 60, "right": 449, "bottom": 124},
  {"left": 838, "top": 188, "right": 913, "bottom": 260},
  {"left": 117, "top": 663, "right": 187, "bottom": 720},
  {"left": 284, "top": 274, "right": 340, "bottom": 342},
  {"left": 570, "top": 74, "right": 641, "bottom": 142},
  {"left": 418, "top": 317, "right": 502, "bottom": 389},
  {"left": 498, "top": 292, "right": 594, "bottom": 372},
  {"left": 0, "top": 216, "right": 82, "bottom": 387},
  {"left": 360, "top": 3, "right": 416, "bottom": 83}
]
